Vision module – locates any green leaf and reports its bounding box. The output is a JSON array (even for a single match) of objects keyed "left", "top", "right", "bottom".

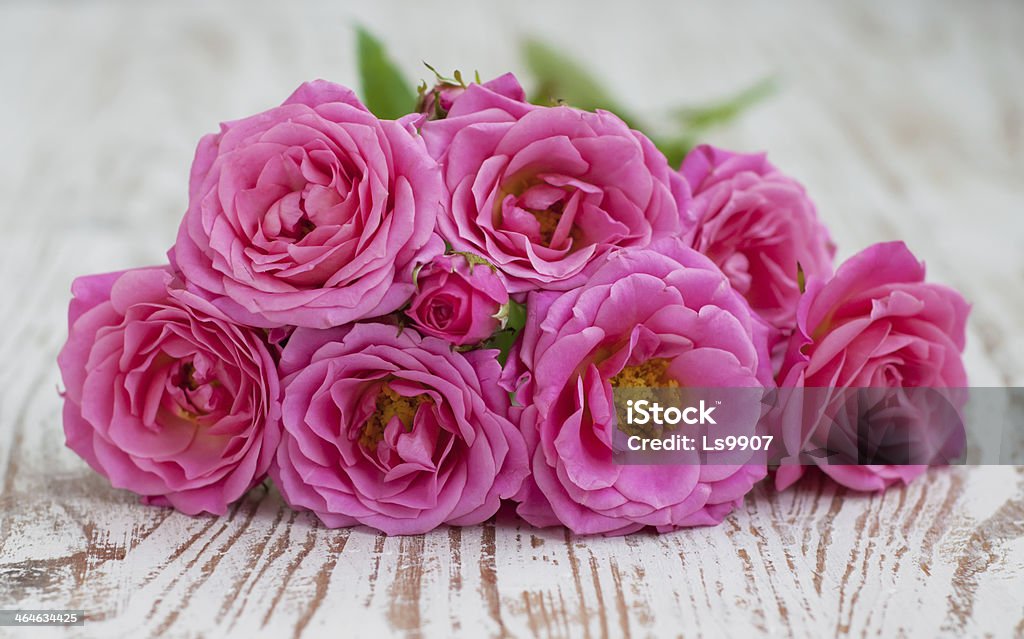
[
  {"left": 355, "top": 25, "right": 416, "bottom": 119},
  {"left": 484, "top": 329, "right": 518, "bottom": 366},
  {"left": 485, "top": 299, "right": 527, "bottom": 366},
  {"left": 673, "top": 76, "right": 778, "bottom": 132},
  {"left": 492, "top": 298, "right": 525, "bottom": 331},
  {"left": 653, "top": 76, "right": 778, "bottom": 167},
  {"left": 652, "top": 136, "right": 694, "bottom": 169},
  {"left": 521, "top": 39, "right": 639, "bottom": 128},
  {"left": 504, "top": 299, "right": 527, "bottom": 332}
]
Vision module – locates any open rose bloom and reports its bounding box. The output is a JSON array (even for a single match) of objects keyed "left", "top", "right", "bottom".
[
  {"left": 271, "top": 323, "right": 528, "bottom": 534},
  {"left": 772, "top": 242, "right": 970, "bottom": 491},
  {"left": 59, "top": 71, "right": 972, "bottom": 534},
  {"left": 421, "top": 79, "right": 691, "bottom": 292},
  {"left": 505, "top": 241, "right": 773, "bottom": 534},
  {"left": 58, "top": 268, "right": 281, "bottom": 515},
  {"left": 681, "top": 145, "right": 835, "bottom": 342},
  {"left": 172, "top": 80, "right": 444, "bottom": 329}
]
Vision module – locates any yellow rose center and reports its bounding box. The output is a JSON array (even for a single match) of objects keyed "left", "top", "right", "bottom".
[
  {"left": 609, "top": 358, "right": 679, "bottom": 388},
  {"left": 359, "top": 384, "right": 431, "bottom": 449},
  {"left": 610, "top": 358, "right": 680, "bottom": 438},
  {"left": 532, "top": 203, "right": 583, "bottom": 248},
  {"left": 494, "top": 175, "right": 584, "bottom": 249}
]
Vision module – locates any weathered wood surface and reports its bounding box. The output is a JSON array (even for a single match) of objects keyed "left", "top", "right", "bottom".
[{"left": 1, "top": 1, "right": 1022, "bottom": 637}]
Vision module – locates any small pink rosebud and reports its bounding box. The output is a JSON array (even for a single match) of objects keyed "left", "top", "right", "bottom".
[
  {"left": 406, "top": 254, "right": 510, "bottom": 346},
  {"left": 416, "top": 71, "right": 527, "bottom": 120}
]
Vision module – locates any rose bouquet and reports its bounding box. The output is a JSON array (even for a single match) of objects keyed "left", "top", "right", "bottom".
[{"left": 58, "top": 33, "right": 969, "bottom": 535}]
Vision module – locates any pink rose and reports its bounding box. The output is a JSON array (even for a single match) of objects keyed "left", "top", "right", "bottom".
[
  {"left": 774, "top": 241, "right": 970, "bottom": 491},
  {"left": 506, "top": 240, "right": 772, "bottom": 535},
  {"left": 171, "top": 80, "right": 444, "bottom": 329},
  {"left": 421, "top": 90, "right": 692, "bottom": 292},
  {"left": 57, "top": 267, "right": 282, "bottom": 515},
  {"left": 270, "top": 323, "right": 528, "bottom": 534},
  {"left": 406, "top": 254, "right": 510, "bottom": 346},
  {"left": 416, "top": 72, "right": 527, "bottom": 120},
  {"left": 681, "top": 145, "right": 835, "bottom": 338}
]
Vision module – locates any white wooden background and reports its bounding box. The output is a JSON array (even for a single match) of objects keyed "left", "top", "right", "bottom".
[{"left": 1, "top": 1, "right": 1022, "bottom": 637}]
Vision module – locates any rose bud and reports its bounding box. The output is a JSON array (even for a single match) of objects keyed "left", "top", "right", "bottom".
[
  {"left": 416, "top": 71, "right": 526, "bottom": 120},
  {"left": 57, "top": 267, "right": 282, "bottom": 515},
  {"left": 405, "top": 254, "right": 509, "bottom": 346},
  {"left": 171, "top": 80, "right": 444, "bottom": 329},
  {"left": 773, "top": 241, "right": 970, "bottom": 492}
]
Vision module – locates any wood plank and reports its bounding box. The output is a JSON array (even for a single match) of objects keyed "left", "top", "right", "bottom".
[{"left": 1, "top": 0, "right": 1022, "bottom": 636}]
